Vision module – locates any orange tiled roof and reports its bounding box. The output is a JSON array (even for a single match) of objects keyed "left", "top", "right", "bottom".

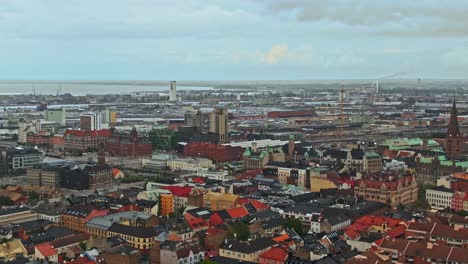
[
  {"left": 259, "top": 247, "right": 289, "bottom": 261},
  {"left": 35, "top": 243, "right": 57, "bottom": 257},
  {"left": 226, "top": 207, "right": 249, "bottom": 219}
]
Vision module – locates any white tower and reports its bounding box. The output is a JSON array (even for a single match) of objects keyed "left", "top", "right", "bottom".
[{"left": 169, "top": 81, "right": 177, "bottom": 102}]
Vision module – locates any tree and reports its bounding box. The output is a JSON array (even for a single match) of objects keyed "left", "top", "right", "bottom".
[
  {"left": 28, "top": 191, "right": 39, "bottom": 201},
  {"left": 79, "top": 241, "right": 87, "bottom": 251},
  {"left": 230, "top": 222, "right": 250, "bottom": 241},
  {"left": 200, "top": 261, "right": 217, "bottom": 264},
  {"left": 0, "top": 196, "right": 13, "bottom": 206},
  {"left": 157, "top": 196, "right": 162, "bottom": 216},
  {"left": 177, "top": 206, "right": 186, "bottom": 216},
  {"left": 285, "top": 217, "right": 305, "bottom": 236}
]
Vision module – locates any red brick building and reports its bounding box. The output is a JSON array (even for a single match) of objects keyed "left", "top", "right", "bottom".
[
  {"left": 373, "top": 237, "right": 467, "bottom": 264},
  {"left": 267, "top": 110, "right": 316, "bottom": 119},
  {"left": 105, "top": 127, "right": 152, "bottom": 157},
  {"left": 183, "top": 142, "right": 243, "bottom": 162},
  {"left": 446, "top": 100, "right": 464, "bottom": 159},
  {"left": 27, "top": 131, "right": 52, "bottom": 146},
  {"left": 64, "top": 129, "right": 112, "bottom": 154},
  {"left": 451, "top": 191, "right": 466, "bottom": 212},
  {"left": 49, "top": 134, "right": 64, "bottom": 150}
]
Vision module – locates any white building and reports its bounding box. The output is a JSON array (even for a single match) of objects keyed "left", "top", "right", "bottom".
[
  {"left": 426, "top": 187, "right": 454, "bottom": 210},
  {"left": 17, "top": 121, "right": 38, "bottom": 143},
  {"left": 169, "top": 81, "right": 177, "bottom": 102},
  {"left": 167, "top": 157, "right": 214, "bottom": 171},
  {"left": 196, "top": 169, "right": 229, "bottom": 181}
]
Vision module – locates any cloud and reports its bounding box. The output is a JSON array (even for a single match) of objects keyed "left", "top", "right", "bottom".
[
  {"left": 263, "top": 44, "right": 288, "bottom": 64},
  {"left": 0, "top": 0, "right": 264, "bottom": 39},
  {"left": 442, "top": 44, "right": 468, "bottom": 68},
  {"left": 269, "top": 0, "right": 468, "bottom": 37}
]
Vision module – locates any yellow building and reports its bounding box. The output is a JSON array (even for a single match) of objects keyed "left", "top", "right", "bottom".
[
  {"left": 203, "top": 191, "right": 238, "bottom": 211},
  {"left": 310, "top": 177, "right": 338, "bottom": 192},
  {"left": 354, "top": 175, "right": 418, "bottom": 208},
  {"left": 108, "top": 223, "right": 157, "bottom": 249},
  {"left": 0, "top": 240, "right": 27, "bottom": 261},
  {"left": 109, "top": 111, "right": 118, "bottom": 124},
  {"left": 219, "top": 238, "right": 276, "bottom": 263}
]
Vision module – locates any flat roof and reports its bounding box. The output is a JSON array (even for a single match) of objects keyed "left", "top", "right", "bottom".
[{"left": 223, "top": 139, "right": 299, "bottom": 148}]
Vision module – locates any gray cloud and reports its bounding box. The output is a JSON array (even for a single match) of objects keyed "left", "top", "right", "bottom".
[{"left": 269, "top": 0, "right": 468, "bottom": 37}]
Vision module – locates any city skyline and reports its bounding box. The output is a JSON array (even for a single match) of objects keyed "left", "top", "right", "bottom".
[{"left": 1, "top": 0, "right": 468, "bottom": 80}]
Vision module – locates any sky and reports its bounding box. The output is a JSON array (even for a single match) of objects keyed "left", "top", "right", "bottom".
[{"left": 0, "top": 0, "right": 467, "bottom": 81}]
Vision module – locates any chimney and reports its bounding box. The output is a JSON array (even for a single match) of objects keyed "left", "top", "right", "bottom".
[{"left": 427, "top": 242, "right": 433, "bottom": 249}]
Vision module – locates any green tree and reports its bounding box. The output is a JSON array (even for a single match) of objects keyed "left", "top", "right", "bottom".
[
  {"left": 157, "top": 196, "right": 162, "bottom": 216},
  {"left": 413, "top": 183, "right": 435, "bottom": 210},
  {"left": 79, "top": 241, "right": 87, "bottom": 251},
  {"left": 0, "top": 196, "right": 13, "bottom": 206},
  {"left": 28, "top": 191, "right": 39, "bottom": 201},
  {"left": 200, "top": 261, "right": 217, "bottom": 264},
  {"left": 285, "top": 217, "right": 305, "bottom": 236},
  {"left": 177, "top": 206, "right": 186, "bottom": 216},
  {"left": 230, "top": 222, "right": 250, "bottom": 241}
]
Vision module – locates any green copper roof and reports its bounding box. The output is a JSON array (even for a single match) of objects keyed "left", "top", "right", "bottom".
[
  {"left": 419, "top": 157, "right": 433, "bottom": 164},
  {"left": 383, "top": 137, "right": 440, "bottom": 150},
  {"left": 243, "top": 149, "right": 251, "bottom": 156},
  {"left": 365, "top": 151, "right": 380, "bottom": 158}
]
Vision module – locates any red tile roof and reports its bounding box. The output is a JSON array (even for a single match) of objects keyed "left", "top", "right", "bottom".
[
  {"left": 354, "top": 215, "right": 402, "bottom": 228},
  {"left": 191, "top": 177, "right": 205, "bottom": 184},
  {"left": 234, "top": 169, "right": 262, "bottom": 180},
  {"left": 187, "top": 217, "right": 208, "bottom": 229},
  {"left": 36, "top": 243, "right": 57, "bottom": 257},
  {"left": 249, "top": 199, "right": 269, "bottom": 211},
  {"left": 66, "top": 257, "right": 96, "bottom": 264},
  {"left": 50, "top": 233, "right": 90, "bottom": 249},
  {"left": 345, "top": 229, "right": 361, "bottom": 240},
  {"left": 260, "top": 247, "right": 289, "bottom": 261},
  {"left": 84, "top": 209, "right": 108, "bottom": 223},
  {"left": 406, "top": 221, "right": 434, "bottom": 234},
  {"left": 272, "top": 234, "right": 290, "bottom": 243},
  {"left": 345, "top": 250, "right": 391, "bottom": 263},
  {"left": 162, "top": 186, "right": 192, "bottom": 197},
  {"left": 237, "top": 198, "right": 269, "bottom": 211},
  {"left": 226, "top": 207, "right": 249, "bottom": 219},
  {"left": 209, "top": 213, "right": 224, "bottom": 227},
  {"left": 356, "top": 175, "right": 415, "bottom": 190},
  {"left": 387, "top": 225, "right": 407, "bottom": 238}
]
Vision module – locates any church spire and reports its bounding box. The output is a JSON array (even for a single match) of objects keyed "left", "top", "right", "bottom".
[{"left": 446, "top": 97, "right": 460, "bottom": 138}]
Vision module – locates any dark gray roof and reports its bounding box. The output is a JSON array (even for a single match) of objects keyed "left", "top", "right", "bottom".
[
  {"left": 0, "top": 207, "right": 30, "bottom": 216},
  {"left": 220, "top": 237, "right": 276, "bottom": 254},
  {"left": 281, "top": 204, "right": 323, "bottom": 215},
  {"left": 209, "top": 256, "right": 255, "bottom": 264},
  {"left": 325, "top": 214, "right": 350, "bottom": 226},
  {"left": 261, "top": 217, "right": 286, "bottom": 230},
  {"left": 13, "top": 219, "right": 52, "bottom": 231}
]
